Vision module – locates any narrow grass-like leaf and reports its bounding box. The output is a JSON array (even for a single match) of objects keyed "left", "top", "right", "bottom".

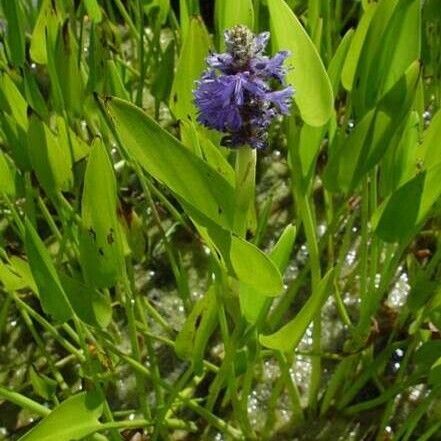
[
  {"left": 24, "top": 219, "right": 73, "bottom": 323},
  {"left": 103, "top": 96, "right": 235, "bottom": 229},
  {"left": 260, "top": 269, "right": 334, "bottom": 352},
  {"left": 79, "top": 138, "right": 123, "bottom": 289},
  {"left": 267, "top": 0, "right": 334, "bottom": 126},
  {"left": 18, "top": 391, "right": 104, "bottom": 441}
]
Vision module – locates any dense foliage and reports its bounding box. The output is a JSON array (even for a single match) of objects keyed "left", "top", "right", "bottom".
[{"left": 0, "top": 0, "right": 440, "bottom": 440}]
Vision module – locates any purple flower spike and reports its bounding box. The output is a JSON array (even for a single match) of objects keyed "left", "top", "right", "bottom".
[{"left": 194, "top": 25, "right": 294, "bottom": 149}]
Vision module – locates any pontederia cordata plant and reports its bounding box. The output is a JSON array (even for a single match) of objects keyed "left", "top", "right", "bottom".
[{"left": 0, "top": 0, "right": 440, "bottom": 440}]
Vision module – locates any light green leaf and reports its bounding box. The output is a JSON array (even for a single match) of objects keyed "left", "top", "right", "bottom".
[
  {"left": 341, "top": 3, "right": 376, "bottom": 91},
  {"left": 30, "top": 0, "right": 51, "bottom": 64},
  {"left": 230, "top": 236, "right": 283, "bottom": 296},
  {"left": 240, "top": 225, "right": 296, "bottom": 324},
  {"left": 24, "top": 219, "right": 73, "bottom": 323},
  {"left": 419, "top": 110, "right": 441, "bottom": 169},
  {"left": 0, "top": 152, "right": 16, "bottom": 197},
  {"left": 84, "top": 0, "right": 102, "bottom": 22},
  {"left": 327, "top": 28, "right": 354, "bottom": 95},
  {"left": 18, "top": 391, "right": 104, "bottom": 441},
  {"left": 260, "top": 269, "right": 334, "bottom": 352},
  {"left": 218, "top": 0, "right": 254, "bottom": 31},
  {"left": 374, "top": 163, "right": 441, "bottom": 243},
  {"left": 60, "top": 273, "right": 112, "bottom": 328},
  {"left": 324, "top": 61, "right": 420, "bottom": 193},
  {"left": 29, "top": 367, "right": 57, "bottom": 401},
  {"left": 79, "top": 138, "right": 123, "bottom": 289},
  {"left": 103, "top": 96, "right": 235, "bottom": 230},
  {"left": 267, "top": 0, "right": 334, "bottom": 126},
  {"left": 0, "top": 72, "right": 28, "bottom": 131},
  {"left": 28, "top": 114, "right": 73, "bottom": 194},
  {"left": 170, "top": 17, "right": 211, "bottom": 122},
  {"left": 352, "top": 0, "right": 420, "bottom": 115},
  {"left": 175, "top": 286, "right": 218, "bottom": 372},
  {"left": 152, "top": 41, "right": 175, "bottom": 104}
]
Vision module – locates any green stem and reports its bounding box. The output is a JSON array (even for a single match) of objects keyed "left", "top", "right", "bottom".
[{"left": 234, "top": 147, "right": 256, "bottom": 238}]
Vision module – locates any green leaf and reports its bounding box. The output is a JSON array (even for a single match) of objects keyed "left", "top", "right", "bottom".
[
  {"left": 170, "top": 17, "right": 211, "bottom": 122},
  {"left": 60, "top": 273, "right": 112, "bottom": 328},
  {"left": 374, "top": 172, "right": 424, "bottom": 243},
  {"left": 28, "top": 113, "right": 73, "bottom": 195},
  {"left": 379, "top": 111, "right": 420, "bottom": 197},
  {"left": 29, "top": 367, "right": 57, "bottom": 401},
  {"left": 260, "top": 269, "right": 334, "bottom": 352},
  {"left": 1, "top": 0, "right": 26, "bottom": 66},
  {"left": 103, "top": 96, "right": 235, "bottom": 230},
  {"left": 419, "top": 110, "right": 441, "bottom": 169},
  {"left": 0, "top": 151, "right": 17, "bottom": 197},
  {"left": 217, "top": 0, "right": 254, "bottom": 31},
  {"left": 327, "top": 28, "right": 354, "bottom": 95},
  {"left": 79, "top": 138, "right": 123, "bottom": 289},
  {"left": 30, "top": 0, "right": 51, "bottom": 64},
  {"left": 267, "top": 0, "right": 334, "bottom": 127},
  {"left": 374, "top": 163, "right": 441, "bottom": 243},
  {"left": 24, "top": 219, "right": 73, "bottom": 323},
  {"left": 230, "top": 236, "right": 283, "bottom": 296},
  {"left": 240, "top": 225, "right": 296, "bottom": 324},
  {"left": 341, "top": 3, "right": 377, "bottom": 91},
  {"left": 104, "top": 60, "right": 130, "bottom": 101},
  {"left": 324, "top": 61, "right": 420, "bottom": 193},
  {"left": 18, "top": 391, "right": 104, "bottom": 441},
  {"left": 152, "top": 41, "right": 175, "bottom": 104},
  {"left": 352, "top": 0, "right": 421, "bottom": 115},
  {"left": 84, "top": 0, "right": 102, "bottom": 22},
  {"left": 0, "top": 72, "right": 28, "bottom": 131},
  {"left": 175, "top": 286, "right": 218, "bottom": 372}
]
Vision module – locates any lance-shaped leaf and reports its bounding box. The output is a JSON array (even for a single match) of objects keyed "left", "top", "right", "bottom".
[
  {"left": 24, "top": 219, "right": 73, "bottom": 323},
  {"left": 175, "top": 286, "right": 218, "bottom": 372},
  {"left": 324, "top": 61, "right": 420, "bottom": 193},
  {"left": 260, "top": 269, "right": 334, "bottom": 352},
  {"left": 28, "top": 113, "right": 73, "bottom": 195},
  {"left": 267, "top": 0, "right": 334, "bottom": 127},
  {"left": 79, "top": 138, "right": 123, "bottom": 288},
  {"left": 170, "top": 17, "right": 211, "bottom": 122},
  {"left": 103, "top": 96, "right": 235, "bottom": 230},
  {"left": 230, "top": 236, "right": 283, "bottom": 296},
  {"left": 18, "top": 391, "right": 104, "bottom": 441},
  {"left": 240, "top": 225, "right": 296, "bottom": 324}
]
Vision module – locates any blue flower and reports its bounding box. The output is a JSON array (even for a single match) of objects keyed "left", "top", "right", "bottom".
[{"left": 194, "top": 25, "right": 294, "bottom": 149}]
